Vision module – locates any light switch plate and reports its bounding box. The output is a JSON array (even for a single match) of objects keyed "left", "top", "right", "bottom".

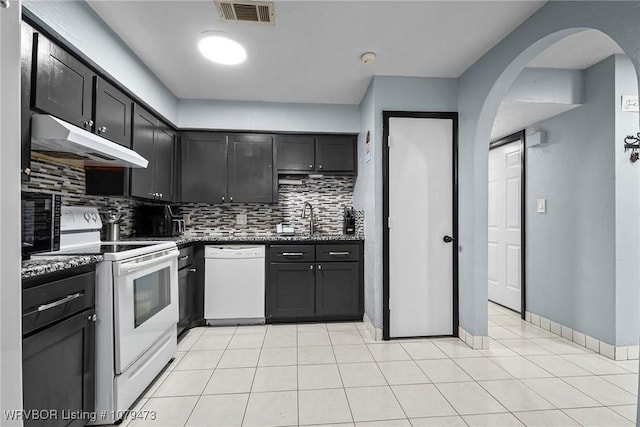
[
  {"left": 236, "top": 214, "right": 248, "bottom": 225},
  {"left": 182, "top": 213, "right": 191, "bottom": 226},
  {"left": 537, "top": 198, "right": 546, "bottom": 213}
]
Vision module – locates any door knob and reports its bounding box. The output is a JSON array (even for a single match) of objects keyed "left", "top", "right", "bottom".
[{"left": 443, "top": 235, "right": 454, "bottom": 243}]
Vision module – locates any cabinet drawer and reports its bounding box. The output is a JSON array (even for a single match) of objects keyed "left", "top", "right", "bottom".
[
  {"left": 178, "top": 245, "right": 194, "bottom": 269},
  {"left": 316, "top": 244, "right": 360, "bottom": 262},
  {"left": 23, "top": 271, "right": 95, "bottom": 336},
  {"left": 269, "top": 245, "right": 315, "bottom": 263}
]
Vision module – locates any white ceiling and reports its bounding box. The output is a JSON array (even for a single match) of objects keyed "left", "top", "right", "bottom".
[
  {"left": 491, "top": 102, "right": 580, "bottom": 140},
  {"left": 87, "top": 0, "right": 544, "bottom": 105},
  {"left": 490, "top": 29, "right": 626, "bottom": 139}
]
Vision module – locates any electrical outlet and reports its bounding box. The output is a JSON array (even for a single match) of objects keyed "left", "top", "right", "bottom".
[
  {"left": 182, "top": 213, "right": 191, "bottom": 226},
  {"left": 236, "top": 214, "right": 247, "bottom": 225}
]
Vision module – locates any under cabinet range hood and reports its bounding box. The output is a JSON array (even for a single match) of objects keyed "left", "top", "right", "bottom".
[{"left": 30, "top": 114, "right": 149, "bottom": 168}]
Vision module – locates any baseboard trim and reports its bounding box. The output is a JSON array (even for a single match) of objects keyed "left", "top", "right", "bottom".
[
  {"left": 525, "top": 311, "right": 639, "bottom": 360},
  {"left": 458, "top": 326, "right": 490, "bottom": 349},
  {"left": 363, "top": 313, "right": 383, "bottom": 341}
]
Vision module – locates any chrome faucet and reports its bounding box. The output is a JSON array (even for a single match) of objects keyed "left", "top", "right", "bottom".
[{"left": 302, "top": 201, "right": 314, "bottom": 235}]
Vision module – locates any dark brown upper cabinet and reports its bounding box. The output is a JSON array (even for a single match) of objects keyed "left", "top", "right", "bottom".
[
  {"left": 33, "top": 32, "right": 95, "bottom": 131},
  {"left": 276, "top": 135, "right": 315, "bottom": 172},
  {"left": 93, "top": 77, "right": 132, "bottom": 148},
  {"left": 181, "top": 132, "right": 228, "bottom": 203},
  {"left": 228, "top": 133, "right": 275, "bottom": 204},
  {"left": 130, "top": 105, "right": 176, "bottom": 202},
  {"left": 316, "top": 135, "right": 356, "bottom": 173},
  {"left": 31, "top": 32, "right": 133, "bottom": 150},
  {"left": 275, "top": 134, "right": 357, "bottom": 175},
  {"left": 181, "top": 132, "right": 275, "bottom": 204}
]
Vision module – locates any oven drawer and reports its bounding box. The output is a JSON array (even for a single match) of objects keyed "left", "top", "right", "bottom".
[
  {"left": 178, "top": 245, "right": 194, "bottom": 269},
  {"left": 23, "top": 271, "right": 95, "bottom": 336},
  {"left": 269, "top": 245, "right": 315, "bottom": 263},
  {"left": 316, "top": 244, "right": 360, "bottom": 262}
]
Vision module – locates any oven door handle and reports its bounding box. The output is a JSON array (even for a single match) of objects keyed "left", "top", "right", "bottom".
[{"left": 114, "top": 250, "right": 179, "bottom": 276}]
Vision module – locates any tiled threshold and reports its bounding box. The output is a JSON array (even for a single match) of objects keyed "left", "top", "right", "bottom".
[{"left": 525, "top": 311, "right": 639, "bottom": 361}]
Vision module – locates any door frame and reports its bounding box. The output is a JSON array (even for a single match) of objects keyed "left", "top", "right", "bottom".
[
  {"left": 488, "top": 130, "right": 526, "bottom": 319},
  {"left": 382, "top": 111, "right": 459, "bottom": 340}
]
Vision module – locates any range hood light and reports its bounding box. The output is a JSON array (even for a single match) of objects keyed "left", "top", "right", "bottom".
[{"left": 30, "top": 114, "right": 148, "bottom": 169}]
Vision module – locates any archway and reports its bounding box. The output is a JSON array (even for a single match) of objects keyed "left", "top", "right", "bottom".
[
  {"left": 455, "top": 1, "right": 640, "bottom": 352},
  {"left": 485, "top": 29, "right": 639, "bottom": 363}
]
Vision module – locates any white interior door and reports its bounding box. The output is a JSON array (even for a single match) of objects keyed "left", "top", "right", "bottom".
[
  {"left": 488, "top": 140, "right": 522, "bottom": 312},
  {"left": 388, "top": 117, "right": 454, "bottom": 338}
]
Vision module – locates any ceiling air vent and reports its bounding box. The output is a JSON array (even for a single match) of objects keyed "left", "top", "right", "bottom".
[{"left": 214, "top": 1, "right": 275, "bottom": 24}]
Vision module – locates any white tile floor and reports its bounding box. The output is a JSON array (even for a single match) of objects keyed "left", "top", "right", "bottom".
[{"left": 119, "top": 303, "right": 638, "bottom": 426}]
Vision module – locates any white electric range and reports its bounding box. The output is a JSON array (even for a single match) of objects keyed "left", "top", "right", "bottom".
[{"left": 37, "top": 206, "right": 179, "bottom": 425}]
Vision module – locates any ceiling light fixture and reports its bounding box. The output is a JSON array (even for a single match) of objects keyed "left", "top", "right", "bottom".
[
  {"left": 198, "top": 32, "right": 247, "bottom": 65},
  {"left": 361, "top": 52, "right": 376, "bottom": 64}
]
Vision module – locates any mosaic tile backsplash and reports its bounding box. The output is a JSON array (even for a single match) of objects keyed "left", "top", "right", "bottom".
[
  {"left": 22, "top": 155, "right": 363, "bottom": 237},
  {"left": 175, "top": 177, "right": 364, "bottom": 237}
]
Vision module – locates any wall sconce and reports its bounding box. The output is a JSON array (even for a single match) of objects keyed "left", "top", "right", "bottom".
[{"left": 624, "top": 133, "right": 640, "bottom": 163}]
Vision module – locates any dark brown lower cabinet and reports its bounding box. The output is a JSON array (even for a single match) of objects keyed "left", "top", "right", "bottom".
[
  {"left": 22, "top": 309, "right": 95, "bottom": 427},
  {"left": 267, "top": 243, "right": 363, "bottom": 322},
  {"left": 315, "top": 262, "right": 360, "bottom": 316},
  {"left": 268, "top": 263, "right": 316, "bottom": 319}
]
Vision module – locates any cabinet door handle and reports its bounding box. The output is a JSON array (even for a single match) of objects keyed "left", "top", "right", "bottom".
[
  {"left": 159, "top": 193, "right": 163, "bottom": 198},
  {"left": 309, "top": 164, "right": 313, "bottom": 168},
  {"left": 38, "top": 292, "right": 83, "bottom": 312},
  {"left": 88, "top": 314, "right": 97, "bottom": 322},
  {"left": 179, "top": 255, "right": 189, "bottom": 261},
  {"left": 22, "top": 167, "right": 31, "bottom": 176},
  {"left": 318, "top": 164, "right": 323, "bottom": 169},
  {"left": 317, "top": 264, "right": 322, "bottom": 270},
  {"left": 83, "top": 120, "right": 94, "bottom": 129},
  {"left": 230, "top": 196, "right": 233, "bottom": 202},
  {"left": 310, "top": 265, "right": 314, "bottom": 270},
  {"left": 282, "top": 252, "right": 304, "bottom": 256},
  {"left": 188, "top": 268, "right": 197, "bottom": 273},
  {"left": 328, "top": 251, "right": 350, "bottom": 256},
  {"left": 221, "top": 196, "right": 225, "bottom": 202},
  {"left": 97, "top": 126, "right": 107, "bottom": 134}
]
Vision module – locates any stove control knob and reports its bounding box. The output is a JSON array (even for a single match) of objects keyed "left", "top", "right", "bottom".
[
  {"left": 91, "top": 213, "right": 98, "bottom": 222},
  {"left": 84, "top": 212, "right": 91, "bottom": 222}
]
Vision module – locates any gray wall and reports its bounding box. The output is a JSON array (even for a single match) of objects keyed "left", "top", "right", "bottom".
[
  {"left": 1, "top": 1, "right": 25, "bottom": 423},
  {"left": 456, "top": 1, "right": 640, "bottom": 338},
  {"left": 355, "top": 80, "right": 378, "bottom": 325},
  {"left": 354, "top": 76, "right": 458, "bottom": 328},
  {"left": 614, "top": 55, "right": 640, "bottom": 346},
  {"left": 23, "top": 0, "right": 179, "bottom": 123},
  {"left": 526, "top": 56, "right": 616, "bottom": 344},
  {"left": 178, "top": 99, "right": 359, "bottom": 133}
]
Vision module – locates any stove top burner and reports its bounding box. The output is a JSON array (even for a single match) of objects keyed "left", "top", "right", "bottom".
[
  {"left": 53, "top": 243, "right": 160, "bottom": 255},
  {"left": 34, "top": 240, "right": 178, "bottom": 261}
]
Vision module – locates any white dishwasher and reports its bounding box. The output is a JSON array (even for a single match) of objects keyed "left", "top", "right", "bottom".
[{"left": 204, "top": 245, "right": 266, "bottom": 325}]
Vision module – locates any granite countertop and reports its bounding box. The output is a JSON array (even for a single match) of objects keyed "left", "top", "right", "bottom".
[
  {"left": 21, "top": 234, "right": 363, "bottom": 279},
  {"left": 22, "top": 255, "right": 104, "bottom": 279},
  {"left": 125, "top": 233, "right": 364, "bottom": 246}
]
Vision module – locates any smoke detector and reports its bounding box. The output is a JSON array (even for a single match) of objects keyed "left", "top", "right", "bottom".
[
  {"left": 361, "top": 52, "right": 376, "bottom": 64},
  {"left": 215, "top": 1, "right": 275, "bottom": 24}
]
